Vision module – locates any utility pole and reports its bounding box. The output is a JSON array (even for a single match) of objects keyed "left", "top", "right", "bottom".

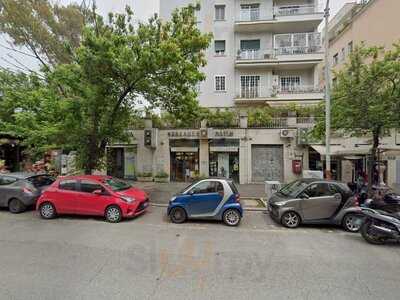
[{"left": 324, "top": 0, "right": 332, "bottom": 180}]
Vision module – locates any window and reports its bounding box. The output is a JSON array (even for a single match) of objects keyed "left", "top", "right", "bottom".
[
  {"left": 303, "top": 183, "right": 333, "bottom": 198},
  {"left": 240, "top": 39, "right": 260, "bottom": 51},
  {"left": 214, "top": 40, "right": 226, "bottom": 56},
  {"left": 341, "top": 47, "right": 346, "bottom": 61},
  {"left": 240, "top": 75, "right": 260, "bottom": 98},
  {"left": 240, "top": 4, "right": 260, "bottom": 21},
  {"left": 190, "top": 181, "right": 223, "bottom": 195},
  {"left": 27, "top": 175, "right": 55, "bottom": 188},
  {"left": 280, "top": 76, "right": 301, "bottom": 92},
  {"left": 215, "top": 75, "right": 226, "bottom": 92},
  {"left": 0, "top": 176, "right": 17, "bottom": 186},
  {"left": 215, "top": 5, "right": 225, "bottom": 21},
  {"left": 104, "top": 178, "right": 131, "bottom": 192},
  {"left": 59, "top": 180, "right": 77, "bottom": 191},
  {"left": 80, "top": 180, "right": 104, "bottom": 193},
  {"left": 348, "top": 41, "right": 353, "bottom": 54},
  {"left": 333, "top": 53, "right": 339, "bottom": 66}
]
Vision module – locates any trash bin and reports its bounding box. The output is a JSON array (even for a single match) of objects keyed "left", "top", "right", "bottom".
[{"left": 265, "top": 181, "right": 281, "bottom": 199}]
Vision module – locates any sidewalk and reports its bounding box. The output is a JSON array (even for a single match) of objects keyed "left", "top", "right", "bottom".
[{"left": 131, "top": 181, "right": 266, "bottom": 206}]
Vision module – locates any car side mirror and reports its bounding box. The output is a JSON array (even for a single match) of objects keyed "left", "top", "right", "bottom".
[
  {"left": 92, "top": 189, "right": 103, "bottom": 195},
  {"left": 300, "top": 193, "right": 309, "bottom": 199},
  {"left": 189, "top": 190, "right": 195, "bottom": 195}
]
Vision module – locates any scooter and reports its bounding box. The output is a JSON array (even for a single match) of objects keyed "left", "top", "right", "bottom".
[{"left": 360, "top": 207, "right": 400, "bottom": 244}]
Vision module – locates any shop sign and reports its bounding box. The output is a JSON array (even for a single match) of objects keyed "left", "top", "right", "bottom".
[
  {"left": 167, "top": 130, "right": 200, "bottom": 139},
  {"left": 208, "top": 129, "right": 245, "bottom": 139}
]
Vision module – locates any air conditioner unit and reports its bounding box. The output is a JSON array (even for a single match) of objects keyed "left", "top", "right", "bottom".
[{"left": 280, "top": 129, "right": 295, "bottom": 138}]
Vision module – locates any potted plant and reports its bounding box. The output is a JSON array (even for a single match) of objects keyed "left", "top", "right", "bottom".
[
  {"left": 136, "top": 172, "right": 153, "bottom": 182},
  {"left": 154, "top": 171, "right": 169, "bottom": 183}
]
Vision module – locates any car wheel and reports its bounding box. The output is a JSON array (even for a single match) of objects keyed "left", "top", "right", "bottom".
[
  {"left": 281, "top": 211, "right": 301, "bottom": 228},
  {"left": 342, "top": 213, "right": 363, "bottom": 232},
  {"left": 360, "top": 219, "right": 387, "bottom": 245},
  {"left": 169, "top": 207, "right": 187, "bottom": 224},
  {"left": 8, "top": 198, "right": 26, "bottom": 214},
  {"left": 105, "top": 205, "right": 122, "bottom": 223},
  {"left": 39, "top": 202, "right": 57, "bottom": 219},
  {"left": 223, "top": 209, "right": 241, "bottom": 226}
]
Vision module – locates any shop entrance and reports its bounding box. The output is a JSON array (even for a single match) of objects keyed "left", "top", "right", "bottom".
[
  {"left": 209, "top": 152, "right": 239, "bottom": 182},
  {"left": 170, "top": 152, "right": 199, "bottom": 182}
]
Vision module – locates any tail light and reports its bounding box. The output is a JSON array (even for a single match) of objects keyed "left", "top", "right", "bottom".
[
  {"left": 354, "top": 195, "right": 360, "bottom": 207},
  {"left": 23, "top": 187, "right": 34, "bottom": 194},
  {"left": 235, "top": 194, "right": 240, "bottom": 203}
]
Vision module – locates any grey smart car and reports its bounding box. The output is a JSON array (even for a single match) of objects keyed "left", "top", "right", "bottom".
[{"left": 268, "top": 179, "right": 363, "bottom": 232}]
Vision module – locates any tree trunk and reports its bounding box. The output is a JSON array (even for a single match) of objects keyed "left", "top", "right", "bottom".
[{"left": 368, "top": 128, "right": 381, "bottom": 196}]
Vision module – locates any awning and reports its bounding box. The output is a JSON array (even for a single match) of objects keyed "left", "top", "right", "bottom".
[{"left": 310, "top": 145, "right": 371, "bottom": 156}]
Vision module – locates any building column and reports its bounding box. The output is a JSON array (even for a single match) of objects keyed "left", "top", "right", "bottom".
[{"left": 199, "top": 139, "right": 209, "bottom": 177}]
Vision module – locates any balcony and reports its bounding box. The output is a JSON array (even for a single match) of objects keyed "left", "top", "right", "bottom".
[
  {"left": 236, "top": 32, "right": 323, "bottom": 68},
  {"left": 235, "top": 5, "right": 323, "bottom": 33}
]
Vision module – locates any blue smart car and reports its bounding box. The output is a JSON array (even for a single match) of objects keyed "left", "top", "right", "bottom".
[{"left": 167, "top": 179, "right": 243, "bottom": 226}]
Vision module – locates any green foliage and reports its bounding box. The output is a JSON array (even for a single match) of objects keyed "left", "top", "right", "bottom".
[
  {"left": 137, "top": 172, "right": 153, "bottom": 178},
  {"left": 155, "top": 171, "right": 169, "bottom": 178},
  {"left": 0, "top": 0, "right": 90, "bottom": 68},
  {"left": 0, "top": 4, "right": 211, "bottom": 173}
]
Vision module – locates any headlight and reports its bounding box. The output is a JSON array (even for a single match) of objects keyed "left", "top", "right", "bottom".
[
  {"left": 275, "top": 201, "right": 287, "bottom": 206},
  {"left": 120, "top": 196, "right": 135, "bottom": 203},
  {"left": 170, "top": 196, "right": 177, "bottom": 203}
]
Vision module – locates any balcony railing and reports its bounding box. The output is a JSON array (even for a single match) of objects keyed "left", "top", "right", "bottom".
[
  {"left": 236, "top": 46, "right": 321, "bottom": 60},
  {"left": 239, "top": 86, "right": 262, "bottom": 99},
  {"left": 274, "top": 46, "right": 322, "bottom": 56},
  {"left": 278, "top": 85, "right": 323, "bottom": 94},
  {"left": 274, "top": 5, "right": 317, "bottom": 17}
]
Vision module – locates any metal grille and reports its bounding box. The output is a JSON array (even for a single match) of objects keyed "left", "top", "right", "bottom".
[
  {"left": 240, "top": 75, "right": 260, "bottom": 98},
  {"left": 280, "top": 76, "right": 300, "bottom": 92},
  {"left": 251, "top": 145, "right": 283, "bottom": 183},
  {"left": 215, "top": 76, "right": 226, "bottom": 91}
]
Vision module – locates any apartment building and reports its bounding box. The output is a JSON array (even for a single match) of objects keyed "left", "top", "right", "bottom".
[
  {"left": 160, "top": 0, "right": 325, "bottom": 108},
  {"left": 328, "top": 0, "right": 400, "bottom": 74},
  {"left": 106, "top": 0, "right": 400, "bottom": 186}
]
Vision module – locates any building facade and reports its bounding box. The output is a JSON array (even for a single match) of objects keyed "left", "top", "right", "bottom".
[
  {"left": 106, "top": 0, "right": 400, "bottom": 186},
  {"left": 328, "top": 0, "right": 400, "bottom": 76},
  {"left": 160, "top": 0, "right": 325, "bottom": 107}
]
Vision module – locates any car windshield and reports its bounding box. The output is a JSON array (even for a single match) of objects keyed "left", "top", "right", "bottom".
[
  {"left": 104, "top": 178, "right": 131, "bottom": 191},
  {"left": 279, "top": 180, "right": 309, "bottom": 197}
]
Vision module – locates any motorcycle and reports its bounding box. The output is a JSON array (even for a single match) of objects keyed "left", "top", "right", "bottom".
[{"left": 360, "top": 207, "right": 400, "bottom": 244}]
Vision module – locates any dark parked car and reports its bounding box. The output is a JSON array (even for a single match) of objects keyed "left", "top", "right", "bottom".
[
  {"left": 268, "top": 179, "right": 363, "bottom": 232},
  {"left": 0, "top": 173, "right": 55, "bottom": 213}
]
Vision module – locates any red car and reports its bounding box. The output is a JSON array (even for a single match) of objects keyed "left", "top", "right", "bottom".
[{"left": 36, "top": 175, "right": 149, "bottom": 223}]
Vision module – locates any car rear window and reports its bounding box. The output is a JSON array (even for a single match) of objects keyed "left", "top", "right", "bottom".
[
  {"left": 59, "top": 180, "right": 78, "bottom": 191},
  {"left": 27, "top": 175, "right": 55, "bottom": 188},
  {"left": 228, "top": 181, "right": 239, "bottom": 194}
]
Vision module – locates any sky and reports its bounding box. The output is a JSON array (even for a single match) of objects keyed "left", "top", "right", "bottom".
[{"left": 0, "top": 0, "right": 353, "bottom": 70}]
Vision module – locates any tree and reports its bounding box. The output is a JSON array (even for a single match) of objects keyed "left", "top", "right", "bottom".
[
  {"left": 314, "top": 44, "right": 400, "bottom": 187},
  {"left": 0, "top": 0, "right": 90, "bottom": 69}
]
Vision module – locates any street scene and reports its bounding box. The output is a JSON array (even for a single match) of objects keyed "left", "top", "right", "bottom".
[{"left": 1, "top": 0, "right": 400, "bottom": 299}]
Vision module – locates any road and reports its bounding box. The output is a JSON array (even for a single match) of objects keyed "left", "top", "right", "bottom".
[{"left": 0, "top": 206, "right": 399, "bottom": 300}]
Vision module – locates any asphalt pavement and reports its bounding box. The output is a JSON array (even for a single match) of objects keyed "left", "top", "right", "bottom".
[{"left": 0, "top": 207, "right": 399, "bottom": 300}]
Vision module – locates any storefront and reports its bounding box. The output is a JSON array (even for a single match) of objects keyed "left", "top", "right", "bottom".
[
  {"left": 170, "top": 139, "right": 199, "bottom": 182},
  {"left": 209, "top": 139, "right": 240, "bottom": 182}
]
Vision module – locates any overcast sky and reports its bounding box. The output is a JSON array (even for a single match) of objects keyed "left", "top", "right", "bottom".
[{"left": 0, "top": 0, "right": 354, "bottom": 70}]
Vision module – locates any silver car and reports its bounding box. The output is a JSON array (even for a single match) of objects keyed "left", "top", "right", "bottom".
[
  {"left": 0, "top": 173, "right": 54, "bottom": 213},
  {"left": 268, "top": 179, "right": 363, "bottom": 232}
]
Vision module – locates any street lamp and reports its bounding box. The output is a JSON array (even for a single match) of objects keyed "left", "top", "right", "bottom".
[{"left": 324, "top": 0, "right": 332, "bottom": 179}]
